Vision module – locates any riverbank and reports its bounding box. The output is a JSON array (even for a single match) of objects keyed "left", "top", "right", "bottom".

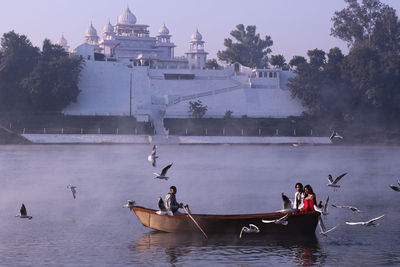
[
  {"left": 21, "top": 134, "right": 331, "bottom": 145},
  {"left": 0, "top": 125, "right": 31, "bottom": 144}
]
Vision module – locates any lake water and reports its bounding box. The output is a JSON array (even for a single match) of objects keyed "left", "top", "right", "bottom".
[{"left": 0, "top": 144, "right": 399, "bottom": 266}]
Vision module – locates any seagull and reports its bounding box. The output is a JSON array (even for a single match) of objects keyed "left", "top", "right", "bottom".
[
  {"left": 346, "top": 215, "right": 385, "bottom": 226},
  {"left": 262, "top": 213, "right": 289, "bottom": 226},
  {"left": 315, "top": 195, "right": 329, "bottom": 215},
  {"left": 147, "top": 145, "right": 158, "bottom": 167},
  {"left": 67, "top": 184, "right": 77, "bottom": 199},
  {"left": 239, "top": 224, "right": 260, "bottom": 238},
  {"left": 281, "top": 193, "right": 293, "bottom": 211},
  {"left": 327, "top": 172, "right": 347, "bottom": 188},
  {"left": 318, "top": 217, "right": 338, "bottom": 236},
  {"left": 15, "top": 204, "right": 32, "bottom": 219},
  {"left": 389, "top": 179, "right": 400, "bottom": 192},
  {"left": 123, "top": 200, "right": 136, "bottom": 208},
  {"left": 330, "top": 130, "right": 343, "bottom": 140},
  {"left": 156, "top": 197, "right": 173, "bottom": 215},
  {"left": 154, "top": 163, "right": 173, "bottom": 180},
  {"left": 332, "top": 204, "right": 361, "bottom": 214}
]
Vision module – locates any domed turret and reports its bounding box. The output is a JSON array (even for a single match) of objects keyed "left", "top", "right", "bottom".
[
  {"left": 84, "top": 22, "right": 99, "bottom": 45},
  {"left": 158, "top": 23, "right": 170, "bottom": 35},
  {"left": 86, "top": 22, "right": 98, "bottom": 37},
  {"left": 117, "top": 7, "right": 137, "bottom": 25},
  {"left": 191, "top": 28, "right": 202, "bottom": 41},
  {"left": 103, "top": 20, "right": 114, "bottom": 34},
  {"left": 57, "top": 34, "right": 69, "bottom": 51}
]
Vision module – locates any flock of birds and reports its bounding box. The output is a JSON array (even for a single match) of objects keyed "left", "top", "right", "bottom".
[
  {"left": 239, "top": 171, "right": 399, "bottom": 238},
  {"left": 15, "top": 143, "right": 400, "bottom": 243}
]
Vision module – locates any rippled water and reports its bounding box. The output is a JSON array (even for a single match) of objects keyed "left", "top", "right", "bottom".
[{"left": 0, "top": 144, "right": 399, "bottom": 266}]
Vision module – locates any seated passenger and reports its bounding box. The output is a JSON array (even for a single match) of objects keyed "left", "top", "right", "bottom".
[
  {"left": 301, "top": 185, "right": 316, "bottom": 213},
  {"left": 165, "top": 186, "right": 183, "bottom": 214},
  {"left": 293, "top": 182, "right": 305, "bottom": 210}
]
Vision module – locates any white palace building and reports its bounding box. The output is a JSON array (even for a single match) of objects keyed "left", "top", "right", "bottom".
[{"left": 59, "top": 7, "right": 304, "bottom": 135}]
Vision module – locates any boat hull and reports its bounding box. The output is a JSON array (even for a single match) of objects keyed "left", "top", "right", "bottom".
[{"left": 132, "top": 206, "right": 319, "bottom": 235}]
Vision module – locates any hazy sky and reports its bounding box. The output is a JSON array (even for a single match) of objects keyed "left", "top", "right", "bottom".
[{"left": 1, "top": 0, "right": 400, "bottom": 61}]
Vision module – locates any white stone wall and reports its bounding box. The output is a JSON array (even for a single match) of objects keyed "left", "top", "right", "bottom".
[{"left": 63, "top": 60, "right": 305, "bottom": 119}]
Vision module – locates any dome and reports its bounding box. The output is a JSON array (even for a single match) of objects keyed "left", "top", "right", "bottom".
[
  {"left": 191, "top": 29, "right": 202, "bottom": 41},
  {"left": 58, "top": 34, "right": 68, "bottom": 46},
  {"left": 118, "top": 7, "right": 137, "bottom": 25},
  {"left": 85, "top": 23, "right": 98, "bottom": 37},
  {"left": 158, "top": 23, "right": 170, "bottom": 35},
  {"left": 103, "top": 20, "right": 114, "bottom": 33}
]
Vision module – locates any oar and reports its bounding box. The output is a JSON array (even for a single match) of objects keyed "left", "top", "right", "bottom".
[{"left": 182, "top": 205, "right": 208, "bottom": 240}]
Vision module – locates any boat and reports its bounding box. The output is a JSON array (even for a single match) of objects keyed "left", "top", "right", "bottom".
[{"left": 131, "top": 206, "right": 320, "bottom": 236}]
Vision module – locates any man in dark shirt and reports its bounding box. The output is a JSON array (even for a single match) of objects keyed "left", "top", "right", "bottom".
[{"left": 165, "top": 186, "right": 183, "bottom": 213}]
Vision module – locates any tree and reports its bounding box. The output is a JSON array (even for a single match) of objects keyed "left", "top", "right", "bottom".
[
  {"left": 289, "top": 56, "right": 307, "bottom": 68},
  {"left": 204, "top": 59, "right": 221, "bottom": 69},
  {"left": 269, "top": 54, "right": 286, "bottom": 68},
  {"left": 0, "top": 31, "right": 40, "bottom": 110},
  {"left": 331, "top": 0, "right": 392, "bottom": 48},
  {"left": 188, "top": 100, "right": 208, "bottom": 118},
  {"left": 307, "top": 49, "right": 326, "bottom": 69},
  {"left": 217, "top": 24, "right": 273, "bottom": 68},
  {"left": 224, "top": 110, "right": 233, "bottom": 119},
  {"left": 0, "top": 32, "right": 83, "bottom": 112}
]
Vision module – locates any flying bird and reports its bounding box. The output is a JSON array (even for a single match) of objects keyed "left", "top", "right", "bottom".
[
  {"left": 67, "top": 184, "right": 77, "bottom": 199},
  {"left": 281, "top": 193, "right": 293, "bottom": 211},
  {"left": 154, "top": 163, "right": 173, "bottom": 180},
  {"left": 346, "top": 215, "right": 385, "bottom": 226},
  {"left": 330, "top": 130, "right": 343, "bottom": 140},
  {"left": 156, "top": 197, "right": 173, "bottom": 215},
  {"left": 15, "top": 204, "right": 32, "bottom": 219},
  {"left": 327, "top": 172, "right": 347, "bottom": 188},
  {"left": 147, "top": 145, "right": 158, "bottom": 167},
  {"left": 239, "top": 224, "right": 260, "bottom": 238},
  {"left": 389, "top": 179, "right": 400, "bottom": 192},
  {"left": 332, "top": 204, "right": 361, "bottom": 214},
  {"left": 315, "top": 195, "right": 329, "bottom": 215},
  {"left": 318, "top": 217, "right": 337, "bottom": 236},
  {"left": 123, "top": 200, "right": 136, "bottom": 208},
  {"left": 262, "top": 213, "right": 289, "bottom": 226}
]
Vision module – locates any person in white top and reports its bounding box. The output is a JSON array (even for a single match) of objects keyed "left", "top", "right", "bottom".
[{"left": 293, "top": 182, "right": 305, "bottom": 210}]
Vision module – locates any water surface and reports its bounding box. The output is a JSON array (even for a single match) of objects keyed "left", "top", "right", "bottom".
[{"left": 0, "top": 145, "right": 399, "bottom": 266}]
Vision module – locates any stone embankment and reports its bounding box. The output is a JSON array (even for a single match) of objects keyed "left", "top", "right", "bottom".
[{"left": 0, "top": 125, "right": 31, "bottom": 144}]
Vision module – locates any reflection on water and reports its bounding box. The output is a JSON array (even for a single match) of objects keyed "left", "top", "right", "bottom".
[{"left": 130, "top": 231, "right": 327, "bottom": 266}]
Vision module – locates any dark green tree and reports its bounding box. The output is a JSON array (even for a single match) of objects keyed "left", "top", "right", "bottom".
[
  {"left": 217, "top": 24, "right": 273, "bottom": 68},
  {"left": 188, "top": 100, "right": 208, "bottom": 118},
  {"left": 22, "top": 39, "right": 82, "bottom": 111},
  {"left": 204, "top": 59, "right": 221, "bottom": 69},
  {"left": 289, "top": 56, "right": 307, "bottom": 68},
  {"left": 0, "top": 31, "right": 40, "bottom": 110},
  {"left": 269, "top": 54, "right": 286, "bottom": 68}
]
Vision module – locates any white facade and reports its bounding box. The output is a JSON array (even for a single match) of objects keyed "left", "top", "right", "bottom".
[{"left": 64, "top": 7, "right": 305, "bottom": 133}]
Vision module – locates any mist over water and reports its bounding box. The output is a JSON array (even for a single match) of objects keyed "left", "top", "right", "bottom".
[{"left": 0, "top": 144, "right": 399, "bottom": 266}]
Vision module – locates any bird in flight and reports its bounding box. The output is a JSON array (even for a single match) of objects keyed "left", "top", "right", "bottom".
[
  {"left": 389, "top": 179, "right": 400, "bottom": 192},
  {"left": 15, "top": 204, "right": 32, "bottom": 219},
  {"left": 330, "top": 130, "right": 343, "bottom": 140},
  {"left": 239, "top": 224, "right": 260, "bottom": 238},
  {"left": 154, "top": 163, "right": 173, "bottom": 180},
  {"left": 332, "top": 204, "right": 361, "bottom": 214},
  {"left": 346, "top": 215, "right": 385, "bottom": 226},
  {"left": 327, "top": 172, "right": 347, "bottom": 189},
  {"left": 262, "top": 213, "right": 289, "bottom": 226},
  {"left": 148, "top": 145, "right": 158, "bottom": 167},
  {"left": 67, "top": 184, "right": 77, "bottom": 199}
]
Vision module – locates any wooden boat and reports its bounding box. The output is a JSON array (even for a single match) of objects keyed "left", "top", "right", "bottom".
[{"left": 131, "top": 206, "right": 320, "bottom": 236}]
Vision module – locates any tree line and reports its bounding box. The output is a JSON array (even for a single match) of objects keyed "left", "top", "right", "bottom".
[
  {"left": 210, "top": 0, "right": 400, "bottom": 127},
  {"left": 0, "top": 31, "right": 83, "bottom": 112}
]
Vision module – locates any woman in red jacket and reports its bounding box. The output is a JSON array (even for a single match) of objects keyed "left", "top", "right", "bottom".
[{"left": 301, "top": 185, "right": 316, "bottom": 213}]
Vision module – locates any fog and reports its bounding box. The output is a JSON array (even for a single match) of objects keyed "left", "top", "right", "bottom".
[{"left": 0, "top": 144, "right": 399, "bottom": 265}]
